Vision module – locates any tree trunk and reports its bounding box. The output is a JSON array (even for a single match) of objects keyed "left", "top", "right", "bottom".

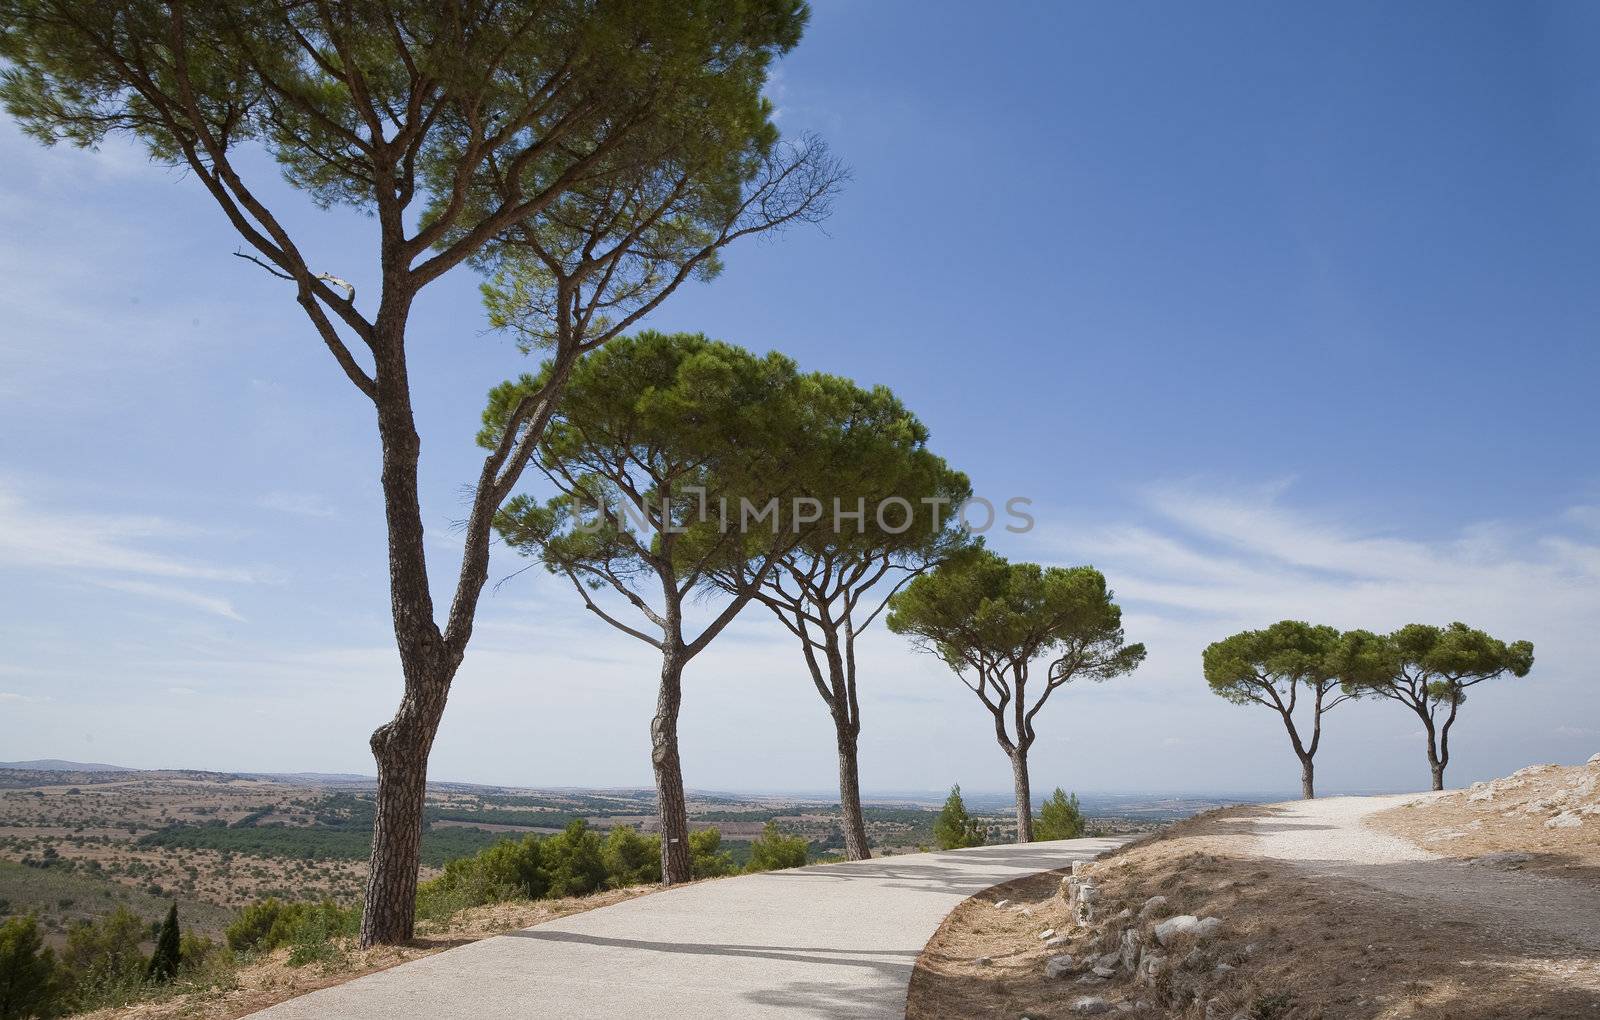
[
  {"left": 1424, "top": 721, "right": 1445, "bottom": 791},
  {"left": 1300, "top": 756, "right": 1315, "bottom": 800},
  {"left": 361, "top": 317, "right": 454, "bottom": 948},
  {"left": 360, "top": 737, "right": 430, "bottom": 945},
  {"left": 1010, "top": 750, "right": 1034, "bottom": 843},
  {"left": 834, "top": 718, "right": 871, "bottom": 861},
  {"left": 653, "top": 651, "right": 692, "bottom": 884}
]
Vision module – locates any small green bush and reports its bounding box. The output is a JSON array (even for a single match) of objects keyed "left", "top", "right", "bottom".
[
  {"left": 745, "top": 822, "right": 808, "bottom": 873},
  {"left": 601, "top": 826, "right": 661, "bottom": 887},
  {"left": 933, "top": 785, "right": 985, "bottom": 850},
  {"left": 224, "top": 898, "right": 357, "bottom": 961},
  {"left": 1035, "top": 788, "right": 1085, "bottom": 841},
  {"left": 688, "top": 829, "right": 736, "bottom": 879}
]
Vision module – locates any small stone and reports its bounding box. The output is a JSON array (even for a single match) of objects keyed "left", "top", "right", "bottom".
[
  {"left": 1194, "top": 916, "right": 1223, "bottom": 939},
  {"left": 994, "top": 899, "right": 1010, "bottom": 909},
  {"left": 1045, "top": 954, "right": 1076, "bottom": 979},
  {"left": 1039, "top": 928, "right": 1057, "bottom": 940},
  {"left": 975, "top": 956, "right": 992, "bottom": 966},
  {"left": 1243, "top": 942, "right": 1259, "bottom": 957},
  {"left": 1213, "top": 962, "right": 1234, "bottom": 975},
  {"left": 1587, "top": 752, "right": 1600, "bottom": 767},
  {"left": 1138, "top": 895, "right": 1168, "bottom": 918},
  {"left": 1092, "top": 965, "right": 1116, "bottom": 978},
  {"left": 1095, "top": 951, "right": 1120, "bottom": 970},
  {"left": 1076, "top": 974, "right": 1106, "bottom": 985},
  {"left": 1071, "top": 996, "right": 1111, "bottom": 1015},
  {"left": 1154, "top": 915, "right": 1199, "bottom": 945},
  {"left": 1546, "top": 811, "right": 1583, "bottom": 829},
  {"left": 1046, "top": 936, "right": 1071, "bottom": 947}
]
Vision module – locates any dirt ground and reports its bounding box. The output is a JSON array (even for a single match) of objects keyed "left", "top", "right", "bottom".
[
  {"left": 75, "top": 887, "right": 656, "bottom": 1020},
  {"left": 908, "top": 806, "right": 1600, "bottom": 1019},
  {"left": 1369, "top": 760, "right": 1600, "bottom": 889}
]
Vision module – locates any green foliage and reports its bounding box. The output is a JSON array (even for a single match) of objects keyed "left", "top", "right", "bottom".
[
  {"left": 933, "top": 786, "right": 986, "bottom": 850},
  {"left": 0, "top": 914, "right": 58, "bottom": 1020},
  {"left": 224, "top": 899, "right": 357, "bottom": 962},
  {"left": 485, "top": 331, "right": 822, "bottom": 586},
  {"left": 745, "top": 822, "right": 809, "bottom": 873},
  {"left": 601, "top": 827, "right": 663, "bottom": 888},
  {"left": 57, "top": 906, "right": 147, "bottom": 1010},
  {"left": 889, "top": 551, "right": 1146, "bottom": 684},
  {"left": 688, "top": 829, "right": 738, "bottom": 879},
  {"left": 1035, "top": 789, "right": 1085, "bottom": 841},
  {"left": 1203, "top": 621, "right": 1345, "bottom": 706},
  {"left": 144, "top": 904, "right": 180, "bottom": 984},
  {"left": 139, "top": 818, "right": 507, "bottom": 866},
  {"left": 538, "top": 821, "right": 608, "bottom": 899}
]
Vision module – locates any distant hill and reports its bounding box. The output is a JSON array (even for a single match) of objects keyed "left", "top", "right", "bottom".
[{"left": 0, "top": 758, "right": 135, "bottom": 772}]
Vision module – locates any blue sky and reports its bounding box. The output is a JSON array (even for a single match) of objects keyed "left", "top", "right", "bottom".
[{"left": 2, "top": 2, "right": 1598, "bottom": 796}]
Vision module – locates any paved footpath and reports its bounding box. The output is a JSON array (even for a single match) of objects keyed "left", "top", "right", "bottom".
[{"left": 253, "top": 836, "right": 1124, "bottom": 1019}]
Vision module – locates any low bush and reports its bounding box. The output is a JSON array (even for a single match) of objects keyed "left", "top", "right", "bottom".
[
  {"left": 224, "top": 898, "right": 358, "bottom": 964},
  {"left": 745, "top": 822, "right": 809, "bottom": 873},
  {"left": 688, "top": 829, "right": 736, "bottom": 879}
]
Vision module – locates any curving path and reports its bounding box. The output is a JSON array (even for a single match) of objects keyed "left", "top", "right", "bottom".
[{"left": 251, "top": 837, "right": 1124, "bottom": 1019}]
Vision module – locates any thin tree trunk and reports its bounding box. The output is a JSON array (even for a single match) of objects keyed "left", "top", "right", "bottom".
[
  {"left": 1423, "top": 719, "right": 1445, "bottom": 791},
  {"left": 1300, "top": 756, "right": 1315, "bottom": 800},
  {"left": 653, "top": 651, "right": 692, "bottom": 884},
  {"left": 361, "top": 317, "right": 454, "bottom": 947},
  {"left": 834, "top": 718, "right": 871, "bottom": 860},
  {"left": 1010, "top": 749, "right": 1034, "bottom": 843}
]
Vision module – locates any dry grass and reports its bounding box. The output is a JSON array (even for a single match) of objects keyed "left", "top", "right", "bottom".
[
  {"left": 73, "top": 887, "right": 655, "bottom": 1020},
  {"left": 908, "top": 808, "right": 1600, "bottom": 1019},
  {"left": 1369, "top": 761, "right": 1600, "bottom": 888}
]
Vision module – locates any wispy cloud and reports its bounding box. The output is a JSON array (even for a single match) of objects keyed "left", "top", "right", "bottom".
[
  {"left": 0, "top": 484, "right": 252, "bottom": 620},
  {"left": 1039, "top": 480, "right": 1600, "bottom": 677}
]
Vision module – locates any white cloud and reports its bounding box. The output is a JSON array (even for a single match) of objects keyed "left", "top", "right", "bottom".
[
  {"left": 93, "top": 579, "right": 244, "bottom": 622},
  {"left": 0, "top": 486, "right": 253, "bottom": 582}
]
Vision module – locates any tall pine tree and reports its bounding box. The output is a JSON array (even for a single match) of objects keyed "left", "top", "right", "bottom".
[{"left": 145, "top": 905, "right": 180, "bottom": 984}]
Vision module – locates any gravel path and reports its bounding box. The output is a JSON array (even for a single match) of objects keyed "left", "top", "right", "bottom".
[
  {"left": 250, "top": 837, "right": 1126, "bottom": 1019},
  {"left": 1245, "top": 794, "right": 1600, "bottom": 953}
]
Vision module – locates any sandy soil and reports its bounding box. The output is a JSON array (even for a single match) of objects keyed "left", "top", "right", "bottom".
[
  {"left": 909, "top": 793, "right": 1600, "bottom": 1019},
  {"left": 1369, "top": 758, "right": 1600, "bottom": 890}
]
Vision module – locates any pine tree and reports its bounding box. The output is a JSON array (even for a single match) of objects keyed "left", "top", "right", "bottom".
[
  {"left": 0, "top": 914, "right": 58, "bottom": 1020},
  {"left": 933, "top": 785, "right": 985, "bottom": 850},
  {"left": 1035, "top": 788, "right": 1086, "bottom": 841},
  {"left": 145, "top": 905, "right": 180, "bottom": 984}
]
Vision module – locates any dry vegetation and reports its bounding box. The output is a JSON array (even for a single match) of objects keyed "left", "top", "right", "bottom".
[
  {"left": 1369, "top": 759, "right": 1600, "bottom": 888},
  {"left": 909, "top": 807, "right": 1600, "bottom": 1019},
  {"left": 71, "top": 887, "right": 654, "bottom": 1020}
]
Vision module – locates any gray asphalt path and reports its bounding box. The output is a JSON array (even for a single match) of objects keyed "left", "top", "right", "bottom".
[{"left": 251, "top": 837, "right": 1124, "bottom": 1019}]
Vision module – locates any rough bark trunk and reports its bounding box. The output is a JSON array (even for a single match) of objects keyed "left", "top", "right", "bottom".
[
  {"left": 1010, "top": 749, "right": 1034, "bottom": 843},
  {"left": 653, "top": 651, "right": 692, "bottom": 884},
  {"left": 834, "top": 718, "right": 871, "bottom": 861},
  {"left": 1300, "top": 756, "right": 1315, "bottom": 800},
  {"left": 360, "top": 308, "right": 456, "bottom": 948},
  {"left": 361, "top": 740, "right": 429, "bottom": 945},
  {"left": 1424, "top": 720, "right": 1445, "bottom": 791}
]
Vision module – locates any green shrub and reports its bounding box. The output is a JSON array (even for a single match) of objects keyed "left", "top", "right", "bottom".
[
  {"left": 539, "top": 820, "right": 606, "bottom": 898},
  {"left": 0, "top": 914, "right": 59, "bottom": 1020},
  {"left": 933, "top": 785, "right": 985, "bottom": 850},
  {"left": 224, "top": 898, "right": 357, "bottom": 960},
  {"left": 601, "top": 826, "right": 661, "bottom": 888},
  {"left": 745, "top": 822, "right": 808, "bottom": 873},
  {"left": 59, "top": 906, "right": 147, "bottom": 1010},
  {"left": 1035, "top": 788, "right": 1085, "bottom": 841},
  {"left": 688, "top": 829, "right": 736, "bottom": 879}
]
